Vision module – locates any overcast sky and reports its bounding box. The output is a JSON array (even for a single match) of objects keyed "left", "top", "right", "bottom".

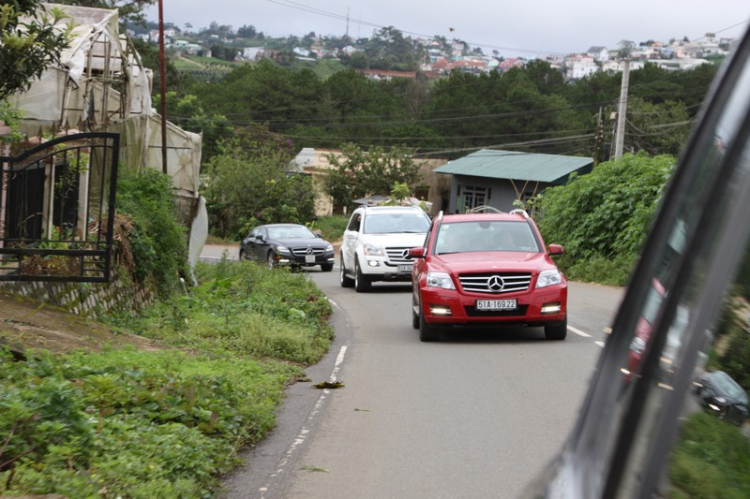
[{"left": 145, "top": 1, "right": 750, "bottom": 57}]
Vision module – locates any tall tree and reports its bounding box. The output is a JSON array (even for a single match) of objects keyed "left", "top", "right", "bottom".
[
  {"left": 325, "top": 143, "right": 424, "bottom": 210},
  {"left": 204, "top": 130, "right": 315, "bottom": 238},
  {"left": 0, "top": 1, "right": 72, "bottom": 101}
]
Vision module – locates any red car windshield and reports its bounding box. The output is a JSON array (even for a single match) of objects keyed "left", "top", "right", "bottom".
[{"left": 435, "top": 220, "right": 540, "bottom": 255}]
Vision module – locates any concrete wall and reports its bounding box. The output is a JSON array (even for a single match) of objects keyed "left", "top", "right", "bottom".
[{"left": 0, "top": 272, "right": 154, "bottom": 319}]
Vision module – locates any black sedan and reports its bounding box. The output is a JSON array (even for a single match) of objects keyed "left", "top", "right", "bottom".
[
  {"left": 696, "top": 370, "right": 749, "bottom": 426},
  {"left": 239, "top": 223, "right": 335, "bottom": 271}
]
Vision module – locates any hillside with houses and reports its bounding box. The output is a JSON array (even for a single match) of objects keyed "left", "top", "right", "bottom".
[{"left": 128, "top": 19, "right": 735, "bottom": 80}]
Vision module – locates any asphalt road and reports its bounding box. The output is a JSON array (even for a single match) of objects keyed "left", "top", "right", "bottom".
[{"left": 219, "top": 260, "right": 623, "bottom": 499}]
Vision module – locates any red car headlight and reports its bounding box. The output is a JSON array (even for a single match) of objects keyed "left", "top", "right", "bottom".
[{"left": 426, "top": 271, "right": 455, "bottom": 290}]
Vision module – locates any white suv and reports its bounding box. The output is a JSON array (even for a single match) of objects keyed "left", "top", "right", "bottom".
[{"left": 340, "top": 205, "right": 431, "bottom": 292}]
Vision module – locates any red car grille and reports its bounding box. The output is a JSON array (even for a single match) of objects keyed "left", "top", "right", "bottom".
[{"left": 458, "top": 273, "right": 532, "bottom": 294}]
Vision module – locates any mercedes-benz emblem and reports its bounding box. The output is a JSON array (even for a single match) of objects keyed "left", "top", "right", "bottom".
[
  {"left": 488, "top": 275, "right": 505, "bottom": 291},
  {"left": 306, "top": 247, "right": 314, "bottom": 255},
  {"left": 402, "top": 249, "right": 411, "bottom": 259}
]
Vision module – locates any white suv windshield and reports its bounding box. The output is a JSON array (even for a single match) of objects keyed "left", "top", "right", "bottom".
[{"left": 363, "top": 212, "right": 429, "bottom": 235}]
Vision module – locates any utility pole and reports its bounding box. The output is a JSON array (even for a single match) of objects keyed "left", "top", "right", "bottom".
[
  {"left": 158, "top": 0, "right": 168, "bottom": 175},
  {"left": 614, "top": 59, "right": 630, "bottom": 161},
  {"left": 345, "top": 5, "right": 349, "bottom": 39},
  {"left": 593, "top": 106, "right": 604, "bottom": 166}
]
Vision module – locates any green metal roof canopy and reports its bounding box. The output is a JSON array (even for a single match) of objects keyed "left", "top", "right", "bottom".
[{"left": 434, "top": 149, "right": 593, "bottom": 184}]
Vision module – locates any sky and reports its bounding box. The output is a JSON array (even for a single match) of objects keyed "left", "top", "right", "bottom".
[{"left": 144, "top": 1, "right": 750, "bottom": 57}]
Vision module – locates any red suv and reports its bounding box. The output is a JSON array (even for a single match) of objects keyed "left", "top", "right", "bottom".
[{"left": 408, "top": 210, "right": 568, "bottom": 342}]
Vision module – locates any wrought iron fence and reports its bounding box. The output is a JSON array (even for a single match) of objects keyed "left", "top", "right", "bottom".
[{"left": 0, "top": 132, "right": 119, "bottom": 282}]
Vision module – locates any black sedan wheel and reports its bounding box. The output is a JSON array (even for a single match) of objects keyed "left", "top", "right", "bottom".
[
  {"left": 267, "top": 252, "right": 276, "bottom": 269},
  {"left": 321, "top": 263, "right": 334, "bottom": 272}
]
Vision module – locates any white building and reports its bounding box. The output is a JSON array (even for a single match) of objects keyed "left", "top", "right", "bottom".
[{"left": 567, "top": 56, "right": 599, "bottom": 79}]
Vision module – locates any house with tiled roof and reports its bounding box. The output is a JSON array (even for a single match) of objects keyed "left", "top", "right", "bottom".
[{"left": 497, "top": 58, "right": 525, "bottom": 72}]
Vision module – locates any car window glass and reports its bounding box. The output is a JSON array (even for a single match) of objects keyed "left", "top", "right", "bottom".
[
  {"left": 539, "top": 36, "right": 750, "bottom": 499},
  {"left": 602, "top": 50, "right": 750, "bottom": 497},
  {"left": 347, "top": 214, "right": 361, "bottom": 232},
  {"left": 363, "top": 212, "right": 430, "bottom": 234}
]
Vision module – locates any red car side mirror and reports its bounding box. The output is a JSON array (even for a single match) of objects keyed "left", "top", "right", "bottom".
[
  {"left": 408, "top": 247, "right": 425, "bottom": 258},
  {"left": 548, "top": 244, "right": 564, "bottom": 256}
]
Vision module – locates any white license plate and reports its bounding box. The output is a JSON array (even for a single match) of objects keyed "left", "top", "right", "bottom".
[
  {"left": 305, "top": 255, "right": 316, "bottom": 263},
  {"left": 476, "top": 299, "right": 517, "bottom": 311},
  {"left": 398, "top": 264, "right": 412, "bottom": 273}
]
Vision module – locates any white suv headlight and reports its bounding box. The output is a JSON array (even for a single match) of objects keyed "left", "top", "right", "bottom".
[
  {"left": 537, "top": 269, "right": 562, "bottom": 288},
  {"left": 426, "top": 271, "right": 455, "bottom": 290},
  {"left": 363, "top": 243, "right": 385, "bottom": 256}
]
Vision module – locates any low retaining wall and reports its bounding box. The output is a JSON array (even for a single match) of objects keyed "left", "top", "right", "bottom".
[{"left": 0, "top": 272, "right": 154, "bottom": 319}]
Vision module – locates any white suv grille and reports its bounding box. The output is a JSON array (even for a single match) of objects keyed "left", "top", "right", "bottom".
[{"left": 386, "top": 247, "right": 413, "bottom": 263}]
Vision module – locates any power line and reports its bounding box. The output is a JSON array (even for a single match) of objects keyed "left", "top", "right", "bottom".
[
  {"left": 265, "top": 0, "right": 569, "bottom": 56},
  {"left": 415, "top": 133, "right": 596, "bottom": 157}
]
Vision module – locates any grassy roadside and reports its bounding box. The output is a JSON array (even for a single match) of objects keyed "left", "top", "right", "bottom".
[{"left": 0, "top": 258, "right": 333, "bottom": 497}]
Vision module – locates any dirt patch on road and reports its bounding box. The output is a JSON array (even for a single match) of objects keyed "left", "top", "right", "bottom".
[{"left": 0, "top": 291, "right": 159, "bottom": 357}]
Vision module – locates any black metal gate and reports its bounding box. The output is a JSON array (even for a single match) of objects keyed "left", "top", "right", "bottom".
[{"left": 0, "top": 132, "right": 119, "bottom": 282}]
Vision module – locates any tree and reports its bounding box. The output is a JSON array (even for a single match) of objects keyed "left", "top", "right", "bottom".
[
  {"left": 155, "top": 91, "right": 234, "bottom": 161},
  {"left": 203, "top": 131, "right": 316, "bottom": 238},
  {"left": 200, "top": 60, "right": 322, "bottom": 130},
  {"left": 623, "top": 97, "right": 691, "bottom": 156},
  {"left": 237, "top": 24, "right": 256, "bottom": 38},
  {"left": 0, "top": 2, "right": 72, "bottom": 102},
  {"left": 325, "top": 143, "right": 424, "bottom": 211}
]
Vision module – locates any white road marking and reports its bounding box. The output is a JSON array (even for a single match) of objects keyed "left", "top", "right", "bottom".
[
  {"left": 258, "top": 344, "right": 349, "bottom": 498},
  {"left": 595, "top": 341, "right": 606, "bottom": 348},
  {"left": 568, "top": 325, "right": 592, "bottom": 338}
]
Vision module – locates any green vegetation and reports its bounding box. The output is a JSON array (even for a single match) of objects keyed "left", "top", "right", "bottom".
[
  {"left": 310, "top": 215, "right": 349, "bottom": 242},
  {"left": 325, "top": 143, "right": 425, "bottom": 213},
  {"left": 175, "top": 57, "right": 713, "bottom": 160},
  {"left": 290, "top": 58, "right": 345, "bottom": 79},
  {"left": 118, "top": 260, "right": 334, "bottom": 364},
  {"left": 0, "top": 258, "right": 333, "bottom": 497},
  {"left": 669, "top": 412, "right": 750, "bottom": 498},
  {"left": 116, "top": 168, "right": 188, "bottom": 295},
  {"left": 537, "top": 152, "right": 675, "bottom": 286},
  {"left": 203, "top": 132, "right": 316, "bottom": 239},
  {"left": 0, "top": 1, "right": 72, "bottom": 101}
]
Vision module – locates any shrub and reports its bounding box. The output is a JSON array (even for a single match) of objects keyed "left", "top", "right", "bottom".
[
  {"left": 669, "top": 412, "right": 750, "bottom": 498},
  {"left": 116, "top": 168, "right": 187, "bottom": 295},
  {"left": 538, "top": 152, "right": 675, "bottom": 285}
]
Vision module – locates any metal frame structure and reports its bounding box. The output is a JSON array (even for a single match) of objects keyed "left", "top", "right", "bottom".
[{"left": 0, "top": 132, "right": 119, "bottom": 282}]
